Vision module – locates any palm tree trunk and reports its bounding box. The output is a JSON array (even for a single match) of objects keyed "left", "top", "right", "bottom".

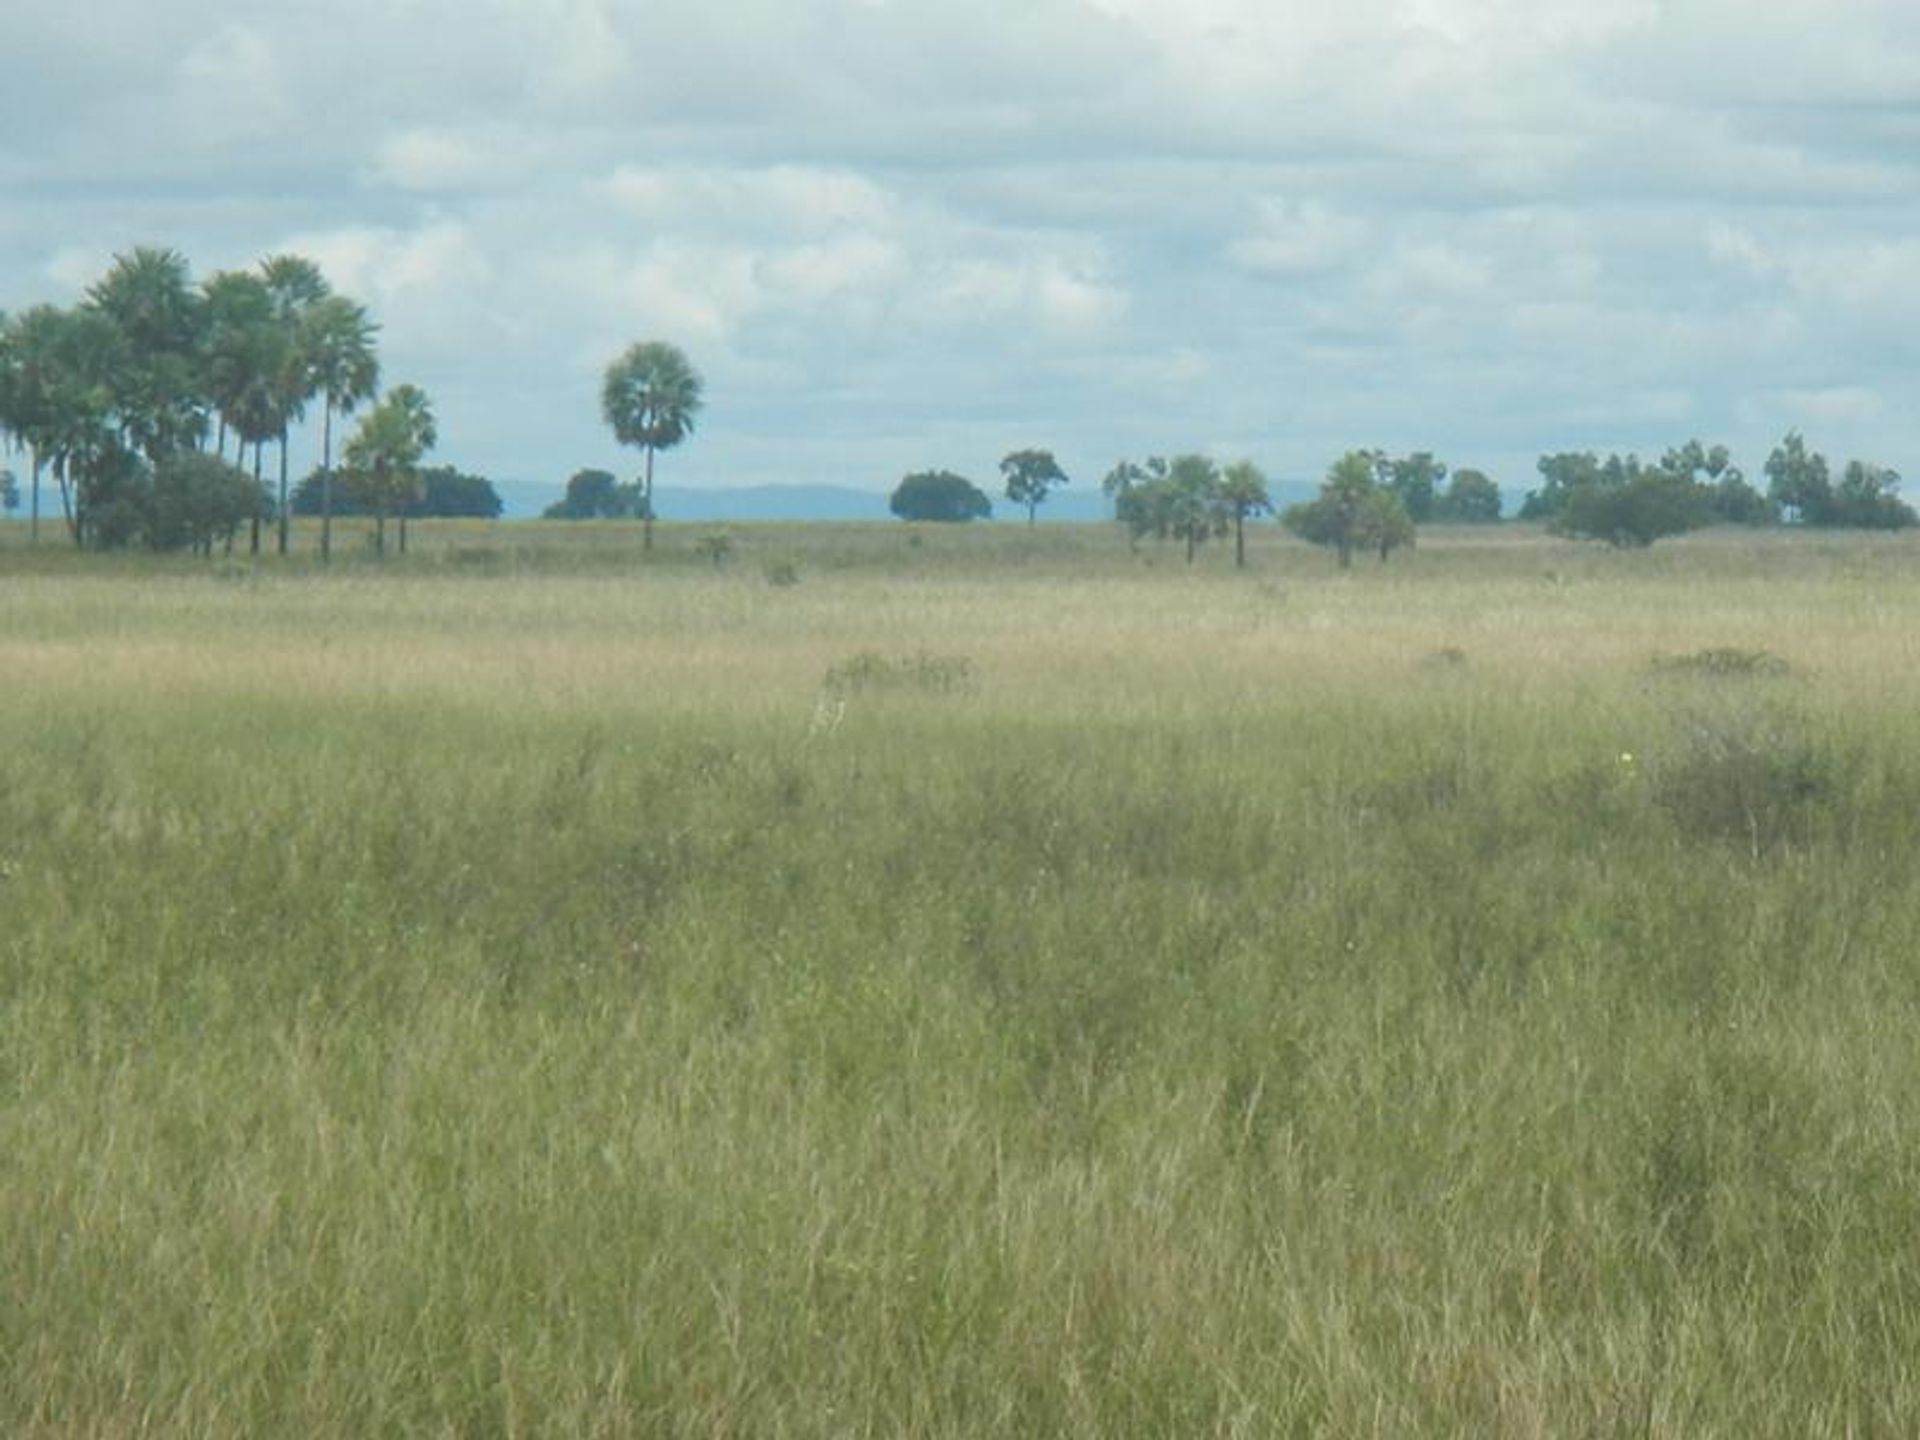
[
  {"left": 29, "top": 451, "right": 40, "bottom": 546},
  {"left": 320, "top": 403, "right": 334, "bottom": 564},
  {"left": 642, "top": 446, "right": 655, "bottom": 552},
  {"left": 1234, "top": 514, "right": 1246, "bottom": 569},
  {"left": 250, "top": 442, "right": 264, "bottom": 555},
  {"left": 375, "top": 505, "right": 386, "bottom": 558},
  {"left": 276, "top": 429, "right": 290, "bottom": 556},
  {"left": 56, "top": 460, "right": 77, "bottom": 547}
]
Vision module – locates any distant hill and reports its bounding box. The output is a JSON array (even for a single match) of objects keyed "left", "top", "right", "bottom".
[{"left": 491, "top": 478, "right": 1323, "bottom": 524}]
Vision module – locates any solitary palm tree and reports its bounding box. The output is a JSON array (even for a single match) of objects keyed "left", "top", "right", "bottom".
[
  {"left": 302, "top": 297, "right": 380, "bottom": 563},
  {"left": 601, "top": 340, "right": 702, "bottom": 552}
]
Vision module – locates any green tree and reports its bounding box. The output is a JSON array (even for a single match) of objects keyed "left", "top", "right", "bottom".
[
  {"left": 1385, "top": 451, "right": 1446, "bottom": 523},
  {"left": 1827, "top": 460, "right": 1914, "bottom": 529},
  {"left": 17, "top": 305, "right": 125, "bottom": 548},
  {"left": 1119, "top": 454, "right": 1224, "bottom": 562},
  {"left": 1104, "top": 456, "right": 1168, "bottom": 547},
  {"left": 1519, "top": 452, "right": 1605, "bottom": 521},
  {"left": 301, "top": 295, "right": 381, "bottom": 563},
  {"left": 1000, "top": 447, "right": 1068, "bottom": 527},
  {"left": 198, "top": 269, "right": 285, "bottom": 554},
  {"left": 1, "top": 467, "right": 17, "bottom": 513},
  {"left": 1765, "top": 431, "right": 1831, "bottom": 524},
  {"left": 543, "top": 467, "right": 645, "bottom": 520},
  {"left": 1555, "top": 464, "right": 1712, "bottom": 547},
  {"left": 343, "top": 384, "right": 436, "bottom": 557},
  {"left": 83, "top": 247, "right": 208, "bottom": 465},
  {"left": 890, "top": 470, "right": 992, "bottom": 522},
  {"left": 259, "top": 254, "right": 331, "bottom": 555},
  {"left": 601, "top": 340, "right": 702, "bottom": 552},
  {"left": 0, "top": 306, "right": 72, "bottom": 544},
  {"left": 1434, "top": 467, "right": 1502, "bottom": 523},
  {"left": 1283, "top": 450, "right": 1410, "bottom": 568},
  {"left": 200, "top": 269, "right": 275, "bottom": 465},
  {"left": 1218, "top": 459, "right": 1272, "bottom": 568},
  {"left": 148, "top": 451, "right": 261, "bottom": 554}
]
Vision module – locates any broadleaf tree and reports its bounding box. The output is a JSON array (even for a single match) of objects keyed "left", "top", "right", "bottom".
[{"left": 1000, "top": 448, "right": 1068, "bottom": 527}]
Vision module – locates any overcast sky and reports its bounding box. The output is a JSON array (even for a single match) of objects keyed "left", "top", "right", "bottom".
[{"left": 4, "top": 0, "right": 1917, "bottom": 500}]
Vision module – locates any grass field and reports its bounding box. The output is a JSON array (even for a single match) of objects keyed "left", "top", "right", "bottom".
[{"left": 6, "top": 518, "right": 1920, "bottom": 1434}]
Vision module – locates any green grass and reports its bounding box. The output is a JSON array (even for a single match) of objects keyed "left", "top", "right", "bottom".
[{"left": 6, "top": 521, "right": 1920, "bottom": 1433}]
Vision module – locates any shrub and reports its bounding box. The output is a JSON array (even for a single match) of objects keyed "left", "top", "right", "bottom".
[{"left": 823, "top": 651, "right": 974, "bottom": 696}]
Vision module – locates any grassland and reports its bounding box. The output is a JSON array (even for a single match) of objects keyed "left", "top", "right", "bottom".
[{"left": 6, "top": 518, "right": 1920, "bottom": 1435}]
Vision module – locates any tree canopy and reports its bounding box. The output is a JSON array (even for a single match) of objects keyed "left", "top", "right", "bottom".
[
  {"left": 890, "top": 470, "right": 992, "bottom": 522},
  {"left": 1000, "top": 448, "right": 1068, "bottom": 526},
  {"left": 602, "top": 341, "right": 702, "bottom": 550},
  {"left": 543, "top": 467, "right": 648, "bottom": 520},
  {"left": 342, "top": 383, "right": 437, "bottom": 555},
  {"left": 1283, "top": 451, "right": 1416, "bottom": 566},
  {"left": 0, "top": 247, "right": 382, "bottom": 553}
]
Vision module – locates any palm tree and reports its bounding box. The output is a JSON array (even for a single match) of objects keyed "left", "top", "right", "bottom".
[
  {"left": 343, "top": 384, "right": 435, "bottom": 558},
  {"left": 0, "top": 306, "right": 62, "bottom": 544},
  {"left": 259, "top": 255, "right": 331, "bottom": 555},
  {"left": 601, "top": 340, "right": 703, "bottom": 551},
  {"left": 200, "top": 270, "right": 274, "bottom": 464},
  {"left": 9, "top": 305, "right": 122, "bottom": 547},
  {"left": 302, "top": 296, "right": 380, "bottom": 563},
  {"left": 84, "top": 247, "right": 207, "bottom": 464},
  {"left": 1219, "top": 460, "right": 1273, "bottom": 569}
]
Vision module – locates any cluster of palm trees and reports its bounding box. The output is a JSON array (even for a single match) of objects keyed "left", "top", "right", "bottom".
[
  {"left": 0, "top": 246, "right": 395, "bottom": 556},
  {"left": 1104, "top": 455, "right": 1275, "bottom": 566}
]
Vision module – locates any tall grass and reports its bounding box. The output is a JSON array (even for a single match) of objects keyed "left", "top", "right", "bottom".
[{"left": 5, "top": 525, "right": 1920, "bottom": 1433}]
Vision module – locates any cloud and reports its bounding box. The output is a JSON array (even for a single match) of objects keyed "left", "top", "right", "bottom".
[
  {"left": 2, "top": 0, "right": 1916, "bottom": 493},
  {"left": 1231, "top": 201, "right": 1369, "bottom": 276},
  {"left": 370, "top": 127, "right": 548, "bottom": 193}
]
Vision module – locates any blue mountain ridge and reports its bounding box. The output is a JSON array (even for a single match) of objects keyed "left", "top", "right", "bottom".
[{"left": 490, "top": 479, "right": 1324, "bottom": 524}]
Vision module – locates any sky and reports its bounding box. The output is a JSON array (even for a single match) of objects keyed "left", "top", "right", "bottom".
[{"left": 3, "top": 0, "right": 1917, "bottom": 503}]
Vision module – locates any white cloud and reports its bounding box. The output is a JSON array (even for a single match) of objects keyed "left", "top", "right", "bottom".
[
  {"left": 370, "top": 127, "right": 546, "bottom": 193},
  {"left": 1231, "top": 201, "right": 1369, "bottom": 276},
  {"left": 172, "top": 22, "right": 292, "bottom": 144},
  {"left": 4, "top": 0, "right": 1918, "bottom": 493}
]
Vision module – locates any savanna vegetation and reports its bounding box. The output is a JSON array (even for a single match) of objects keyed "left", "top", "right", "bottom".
[{"left": 6, "top": 517, "right": 1920, "bottom": 1434}]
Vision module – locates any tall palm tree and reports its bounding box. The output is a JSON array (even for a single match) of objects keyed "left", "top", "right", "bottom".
[
  {"left": 84, "top": 247, "right": 207, "bottom": 463},
  {"left": 200, "top": 269, "right": 275, "bottom": 464},
  {"left": 1, "top": 306, "right": 62, "bottom": 544},
  {"left": 601, "top": 340, "right": 702, "bottom": 552},
  {"left": 342, "top": 383, "right": 435, "bottom": 558},
  {"left": 259, "top": 254, "right": 331, "bottom": 554},
  {"left": 8, "top": 305, "right": 123, "bottom": 547},
  {"left": 301, "top": 296, "right": 380, "bottom": 563}
]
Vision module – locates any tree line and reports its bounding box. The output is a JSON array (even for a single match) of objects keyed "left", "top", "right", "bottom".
[
  {"left": 887, "top": 430, "right": 1910, "bottom": 565},
  {"left": 0, "top": 247, "right": 454, "bottom": 556},
  {"left": 1521, "top": 435, "right": 1911, "bottom": 545},
  {"left": 886, "top": 445, "right": 1491, "bottom": 567}
]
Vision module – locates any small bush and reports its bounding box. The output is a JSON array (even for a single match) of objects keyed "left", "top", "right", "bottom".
[
  {"left": 823, "top": 651, "right": 974, "bottom": 697},
  {"left": 1651, "top": 647, "right": 1792, "bottom": 680},
  {"left": 764, "top": 560, "right": 801, "bottom": 587},
  {"left": 1648, "top": 712, "right": 1834, "bottom": 857}
]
